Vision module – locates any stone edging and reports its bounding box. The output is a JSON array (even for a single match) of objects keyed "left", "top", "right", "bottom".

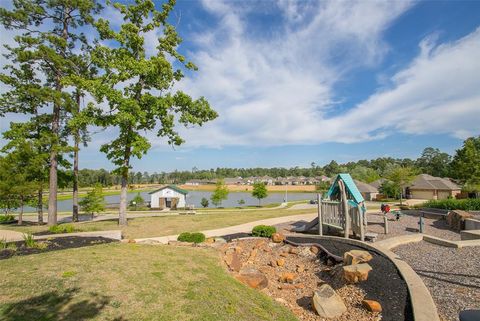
[
  {"left": 375, "top": 234, "right": 480, "bottom": 250},
  {"left": 285, "top": 234, "right": 440, "bottom": 321}
]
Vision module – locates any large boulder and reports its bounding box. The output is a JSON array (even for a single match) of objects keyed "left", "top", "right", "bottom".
[
  {"left": 447, "top": 210, "right": 474, "bottom": 231},
  {"left": 236, "top": 267, "right": 268, "bottom": 289},
  {"left": 312, "top": 284, "right": 347, "bottom": 318},
  {"left": 343, "top": 250, "right": 373, "bottom": 265},
  {"left": 342, "top": 263, "right": 372, "bottom": 283}
]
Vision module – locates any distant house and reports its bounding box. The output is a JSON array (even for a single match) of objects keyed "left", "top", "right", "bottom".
[
  {"left": 407, "top": 174, "right": 461, "bottom": 200},
  {"left": 354, "top": 180, "right": 379, "bottom": 201},
  {"left": 149, "top": 185, "right": 188, "bottom": 210},
  {"left": 185, "top": 179, "right": 204, "bottom": 186},
  {"left": 369, "top": 178, "right": 386, "bottom": 190},
  {"left": 224, "top": 177, "right": 244, "bottom": 185}
]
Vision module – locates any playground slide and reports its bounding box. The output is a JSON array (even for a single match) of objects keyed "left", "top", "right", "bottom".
[{"left": 291, "top": 217, "right": 319, "bottom": 232}]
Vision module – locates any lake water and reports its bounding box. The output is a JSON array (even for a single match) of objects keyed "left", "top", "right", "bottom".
[{"left": 21, "top": 190, "right": 315, "bottom": 212}]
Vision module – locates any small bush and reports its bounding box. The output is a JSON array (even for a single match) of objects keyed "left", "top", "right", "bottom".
[
  {"left": 48, "top": 224, "right": 76, "bottom": 234},
  {"left": 422, "top": 198, "right": 480, "bottom": 211},
  {"left": 177, "top": 232, "right": 206, "bottom": 243},
  {"left": 0, "top": 214, "right": 15, "bottom": 224},
  {"left": 252, "top": 225, "right": 276, "bottom": 238}
]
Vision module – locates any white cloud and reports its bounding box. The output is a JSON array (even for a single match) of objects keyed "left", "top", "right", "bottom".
[
  {"left": 160, "top": 0, "right": 480, "bottom": 149},
  {"left": 166, "top": 0, "right": 415, "bottom": 148}
]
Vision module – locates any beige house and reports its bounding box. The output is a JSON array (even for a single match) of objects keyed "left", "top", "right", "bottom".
[
  {"left": 354, "top": 180, "right": 379, "bottom": 201},
  {"left": 407, "top": 174, "right": 461, "bottom": 200}
]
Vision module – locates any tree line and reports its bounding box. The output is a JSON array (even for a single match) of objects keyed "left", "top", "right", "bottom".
[
  {"left": 55, "top": 137, "right": 480, "bottom": 192},
  {"left": 0, "top": 0, "right": 217, "bottom": 226}
]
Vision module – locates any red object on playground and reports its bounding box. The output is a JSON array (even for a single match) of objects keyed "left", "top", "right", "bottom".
[{"left": 385, "top": 204, "right": 390, "bottom": 213}]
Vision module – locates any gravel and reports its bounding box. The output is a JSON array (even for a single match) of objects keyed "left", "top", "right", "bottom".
[
  {"left": 393, "top": 241, "right": 480, "bottom": 321},
  {"left": 365, "top": 212, "right": 461, "bottom": 241}
]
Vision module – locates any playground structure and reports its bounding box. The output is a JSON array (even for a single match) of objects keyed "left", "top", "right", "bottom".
[{"left": 292, "top": 174, "right": 367, "bottom": 241}]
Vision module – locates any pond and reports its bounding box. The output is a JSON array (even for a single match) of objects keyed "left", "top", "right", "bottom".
[{"left": 20, "top": 190, "right": 316, "bottom": 212}]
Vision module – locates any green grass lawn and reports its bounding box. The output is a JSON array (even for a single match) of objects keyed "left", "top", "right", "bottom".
[
  {"left": 0, "top": 244, "right": 297, "bottom": 321},
  {"left": 2, "top": 208, "right": 315, "bottom": 239}
]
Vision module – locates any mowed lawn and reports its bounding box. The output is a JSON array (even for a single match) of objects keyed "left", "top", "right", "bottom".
[
  {"left": 2, "top": 208, "right": 315, "bottom": 239},
  {"left": 0, "top": 244, "right": 297, "bottom": 321}
]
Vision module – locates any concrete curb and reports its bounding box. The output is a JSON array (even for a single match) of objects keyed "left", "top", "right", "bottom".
[
  {"left": 376, "top": 234, "right": 480, "bottom": 250},
  {"left": 284, "top": 234, "right": 440, "bottom": 321},
  {"left": 34, "top": 230, "right": 122, "bottom": 241}
]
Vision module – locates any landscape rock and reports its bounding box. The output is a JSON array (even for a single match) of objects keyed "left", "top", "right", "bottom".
[
  {"left": 275, "top": 298, "right": 288, "bottom": 305},
  {"left": 279, "top": 272, "right": 296, "bottom": 283},
  {"left": 247, "top": 248, "right": 258, "bottom": 263},
  {"left": 343, "top": 263, "right": 372, "bottom": 283},
  {"left": 296, "top": 264, "right": 305, "bottom": 273},
  {"left": 362, "top": 299, "right": 382, "bottom": 313},
  {"left": 205, "top": 237, "right": 215, "bottom": 244},
  {"left": 225, "top": 250, "right": 243, "bottom": 272},
  {"left": 298, "top": 246, "right": 316, "bottom": 258},
  {"left": 214, "top": 237, "right": 227, "bottom": 244},
  {"left": 310, "top": 246, "right": 320, "bottom": 255},
  {"left": 271, "top": 233, "right": 285, "bottom": 243},
  {"left": 447, "top": 210, "right": 474, "bottom": 231},
  {"left": 343, "top": 250, "right": 373, "bottom": 265},
  {"left": 312, "top": 284, "right": 347, "bottom": 318},
  {"left": 276, "top": 258, "right": 285, "bottom": 267},
  {"left": 236, "top": 267, "right": 268, "bottom": 289},
  {"left": 289, "top": 247, "right": 299, "bottom": 254}
]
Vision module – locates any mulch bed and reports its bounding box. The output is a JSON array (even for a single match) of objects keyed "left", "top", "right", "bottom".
[
  {"left": 216, "top": 234, "right": 413, "bottom": 321},
  {"left": 0, "top": 236, "right": 117, "bottom": 260},
  {"left": 287, "top": 236, "right": 413, "bottom": 321}
]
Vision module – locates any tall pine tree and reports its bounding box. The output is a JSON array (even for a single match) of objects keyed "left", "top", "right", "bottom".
[
  {"left": 0, "top": 0, "right": 101, "bottom": 225},
  {"left": 76, "top": 0, "right": 218, "bottom": 225}
]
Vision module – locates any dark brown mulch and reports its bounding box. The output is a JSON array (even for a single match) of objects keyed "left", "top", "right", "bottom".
[
  {"left": 0, "top": 236, "right": 117, "bottom": 260},
  {"left": 287, "top": 236, "right": 413, "bottom": 321}
]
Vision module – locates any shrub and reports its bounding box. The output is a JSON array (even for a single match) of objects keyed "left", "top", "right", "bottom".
[
  {"left": 48, "top": 224, "right": 75, "bottom": 234},
  {"left": 422, "top": 198, "right": 480, "bottom": 211},
  {"left": 177, "top": 232, "right": 206, "bottom": 243},
  {"left": 23, "top": 233, "right": 36, "bottom": 248},
  {"left": 252, "top": 225, "right": 276, "bottom": 238},
  {"left": 0, "top": 214, "right": 15, "bottom": 224}
]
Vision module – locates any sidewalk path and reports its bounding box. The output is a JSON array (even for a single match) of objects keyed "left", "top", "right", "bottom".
[
  {"left": 0, "top": 230, "right": 26, "bottom": 242},
  {"left": 135, "top": 213, "right": 317, "bottom": 244}
]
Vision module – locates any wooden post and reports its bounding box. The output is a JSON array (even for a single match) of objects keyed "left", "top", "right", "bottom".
[
  {"left": 359, "top": 207, "right": 365, "bottom": 241},
  {"left": 318, "top": 194, "right": 323, "bottom": 236},
  {"left": 383, "top": 215, "right": 389, "bottom": 234},
  {"left": 339, "top": 179, "right": 350, "bottom": 239}
]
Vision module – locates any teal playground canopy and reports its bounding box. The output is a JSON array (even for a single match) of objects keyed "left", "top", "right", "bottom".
[{"left": 326, "top": 173, "right": 365, "bottom": 204}]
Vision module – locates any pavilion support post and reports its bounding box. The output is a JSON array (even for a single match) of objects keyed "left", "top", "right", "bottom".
[
  {"left": 318, "top": 194, "right": 323, "bottom": 236},
  {"left": 359, "top": 207, "right": 365, "bottom": 241},
  {"left": 339, "top": 179, "right": 350, "bottom": 239}
]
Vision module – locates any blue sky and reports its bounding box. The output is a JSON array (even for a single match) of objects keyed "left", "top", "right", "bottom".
[{"left": 1, "top": 0, "right": 480, "bottom": 172}]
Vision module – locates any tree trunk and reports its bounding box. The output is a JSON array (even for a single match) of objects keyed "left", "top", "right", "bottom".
[
  {"left": 37, "top": 188, "right": 43, "bottom": 224},
  {"left": 18, "top": 198, "right": 24, "bottom": 226},
  {"left": 48, "top": 5, "right": 70, "bottom": 226},
  {"left": 72, "top": 91, "right": 80, "bottom": 222},
  {"left": 48, "top": 95, "right": 60, "bottom": 226},
  {"left": 119, "top": 172, "right": 128, "bottom": 226}
]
